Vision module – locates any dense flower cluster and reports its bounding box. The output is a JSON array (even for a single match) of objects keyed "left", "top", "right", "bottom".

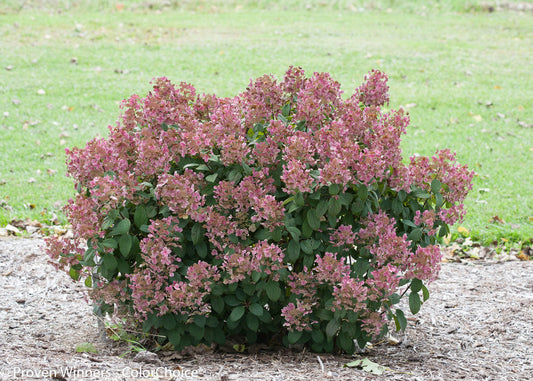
[{"left": 46, "top": 67, "right": 473, "bottom": 354}]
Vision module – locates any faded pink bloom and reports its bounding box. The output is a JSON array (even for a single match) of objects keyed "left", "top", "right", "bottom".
[
  {"left": 357, "top": 211, "right": 412, "bottom": 267},
  {"left": 329, "top": 225, "right": 356, "bottom": 249},
  {"left": 406, "top": 245, "right": 442, "bottom": 282},
  {"left": 281, "top": 159, "right": 314, "bottom": 193},
  {"left": 282, "top": 300, "right": 316, "bottom": 332},
  {"left": 314, "top": 252, "right": 351, "bottom": 285},
  {"left": 354, "top": 69, "right": 390, "bottom": 107}
]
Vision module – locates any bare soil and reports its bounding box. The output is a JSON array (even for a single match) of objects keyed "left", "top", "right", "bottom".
[{"left": 1, "top": 237, "right": 532, "bottom": 380}]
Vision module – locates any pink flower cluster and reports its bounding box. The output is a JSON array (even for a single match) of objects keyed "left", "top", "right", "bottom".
[
  {"left": 354, "top": 69, "right": 390, "bottom": 107},
  {"left": 222, "top": 241, "right": 286, "bottom": 284}
]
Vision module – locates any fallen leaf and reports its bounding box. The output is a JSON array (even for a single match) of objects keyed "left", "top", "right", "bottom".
[
  {"left": 3, "top": 112, "right": 8, "bottom": 117},
  {"left": 517, "top": 253, "right": 529, "bottom": 261},
  {"left": 37, "top": 89, "right": 46, "bottom": 95},
  {"left": 345, "top": 358, "right": 387, "bottom": 375},
  {"left": 47, "top": 168, "right": 57, "bottom": 176},
  {"left": 75, "top": 342, "right": 98, "bottom": 354},
  {"left": 472, "top": 115, "right": 483, "bottom": 122},
  {"left": 232, "top": 344, "right": 246, "bottom": 352},
  {"left": 27, "top": 177, "right": 36, "bottom": 183},
  {"left": 493, "top": 85, "right": 501, "bottom": 90},
  {"left": 457, "top": 226, "right": 470, "bottom": 237},
  {"left": 5, "top": 224, "right": 20, "bottom": 235},
  {"left": 490, "top": 215, "right": 505, "bottom": 224},
  {"left": 116, "top": 3, "right": 125, "bottom": 11},
  {"left": 518, "top": 121, "right": 531, "bottom": 128},
  {"left": 5, "top": 65, "right": 13, "bottom": 70}
]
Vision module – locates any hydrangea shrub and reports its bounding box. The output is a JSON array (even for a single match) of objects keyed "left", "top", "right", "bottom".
[{"left": 46, "top": 67, "right": 474, "bottom": 354}]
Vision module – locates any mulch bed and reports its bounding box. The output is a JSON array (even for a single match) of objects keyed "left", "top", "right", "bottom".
[{"left": 1, "top": 238, "right": 532, "bottom": 380}]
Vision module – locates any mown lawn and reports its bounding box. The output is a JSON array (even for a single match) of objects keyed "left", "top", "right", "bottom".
[{"left": 1, "top": 1, "right": 532, "bottom": 244}]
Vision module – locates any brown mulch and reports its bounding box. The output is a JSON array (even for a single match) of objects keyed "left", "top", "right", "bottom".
[{"left": 1, "top": 238, "right": 532, "bottom": 380}]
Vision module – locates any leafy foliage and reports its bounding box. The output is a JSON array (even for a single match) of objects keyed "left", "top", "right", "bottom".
[{"left": 46, "top": 67, "right": 473, "bottom": 354}]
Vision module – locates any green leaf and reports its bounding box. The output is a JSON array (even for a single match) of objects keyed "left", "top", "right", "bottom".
[
  {"left": 357, "top": 185, "right": 368, "bottom": 200},
  {"left": 102, "top": 254, "right": 118, "bottom": 272},
  {"left": 287, "top": 239, "right": 300, "bottom": 262},
  {"left": 329, "top": 183, "right": 341, "bottom": 195},
  {"left": 101, "top": 215, "right": 114, "bottom": 230},
  {"left": 134, "top": 205, "right": 148, "bottom": 228},
  {"left": 211, "top": 297, "right": 224, "bottom": 314},
  {"left": 286, "top": 226, "right": 302, "bottom": 241},
  {"left": 409, "top": 291, "right": 421, "bottom": 314},
  {"left": 281, "top": 102, "right": 291, "bottom": 117},
  {"left": 311, "top": 329, "right": 324, "bottom": 344},
  {"left": 228, "top": 306, "right": 245, "bottom": 322},
  {"left": 254, "top": 228, "right": 271, "bottom": 241},
  {"left": 265, "top": 281, "right": 281, "bottom": 302},
  {"left": 224, "top": 295, "right": 240, "bottom": 307},
  {"left": 69, "top": 267, "right": 80, "bottom": 281},
  {"left": 398, "top": 190, "right": 407, "bottom": 202},
  {"left": 249, "top": 303, "right": 263, "bottom": 317},
  {"left": 111, "top": 219, "right": 131, "bottom": 236},
  {"left": 421, "top": 285, "right": 430, "bottom": 302},
  {"left": 431, "top": 179, "right": 442, "bottom": 193},
  {"left": 306, "top": 209, "right": 320, "bottom": 231},
  {"left": 117, "top": 256, "right": 131, "bottom": 274},
  {"left": 344, "top": 358, "right": 386, "bottom": 375},
  {"left": 408, "top": 228, "right": 423, "bottom": 242},
  {"left": 410, "top": 278, "right": 423, "bottom": 293},
  {"left": 300, "top": 239, "right": 315, "bottom": 255},
  {"left": 168, "top": 330, "right": 181, "bottom": 347},
  {"left": 205, "top": 173, "right": 218, "bottom": 183},
  {"left": 435, "top": 192, "right": 444, "bottom": 208},
  {"left": 414, "top": 189, "right": 431, "bottom": 199},
  {"left": 251, "top": 271, "right": 261, "bottom": 283},
  {"left": 193, "top": 314, "right": 206, "bottom": 327},
  {"left": 246, "top": 314, "right": 259, "bottom": 332},
  {"left": 316, "top": 199, "right": 328, "bottom": 217},
  {"left": 191, "top": 223, "right": 203, "bottom": 245},
  {"left": 328, "top": 197, "right": 342, "bottom": 218},
  {"left": 287, "top": 330, "right": 303, "bottom": 344},
  {"left": 119, "top": 234, "right": 132, "bottom": 258},
  {"left": 84, "top": 276, "right": 92, "bottom": 288},
  {"left": 189, "top": 324, "right": 205, "bottom": 341},
  {"left": 392, "top": 198, "right": 403, "bottom": 215},
  {"left": 402, "top": 219, "right": 418, "bottom": 228},
  {"left": 101, "top": 238, "right": 118, "bottom": 249},
  {"left": 339, "top": 192, "right": 354, "bottom": 206},
  {"left": 338, "top": 332, "right": 355, "bottom": 353},
  {"left": 301, "top": 219, "right": 313, "bottom": 238},
  {"left": 326, "top": 318, "right": 340, "bottom": 338},
  {"left": 295, "top": 191, "right": 305, "bottom": 206},
  {"left": 394, "top": 309, "right": 407, "bottom": 331},
  {"left": 145, "top": 205, "right": 158, "bottom": 218},
  {"left": 195, "top": 240, "right": 207, "bottom": 258},
  {"left": 161, "top": 314, "right": 176, "bottom": 330}
]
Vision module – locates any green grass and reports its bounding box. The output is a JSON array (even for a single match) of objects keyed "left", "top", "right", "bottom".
[{"left": 1, "top": 1, "right": 532, "bottom": 244}]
